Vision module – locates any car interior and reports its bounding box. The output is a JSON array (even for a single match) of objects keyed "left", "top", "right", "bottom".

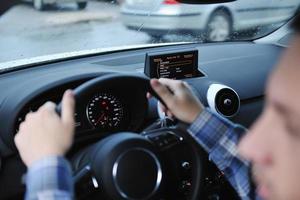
[{"left": 0, "top": 0, "right": 298, "bottom": 199}]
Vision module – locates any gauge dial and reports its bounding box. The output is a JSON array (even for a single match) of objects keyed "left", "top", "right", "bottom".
[{"left": 86, "top": 93, "right": 124, "bottom": 129}]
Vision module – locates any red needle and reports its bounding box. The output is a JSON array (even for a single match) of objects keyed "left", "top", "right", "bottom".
[{"left": 96, "top": 113, "right": 105, "bottom": 125}]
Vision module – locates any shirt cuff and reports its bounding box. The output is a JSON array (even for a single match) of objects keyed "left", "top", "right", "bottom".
[
  {"left": 25, "top": 156, "right": 73, "bottom": 200},
  {"left": 188, "top": 108, "right": 234, "bottom": 152}
]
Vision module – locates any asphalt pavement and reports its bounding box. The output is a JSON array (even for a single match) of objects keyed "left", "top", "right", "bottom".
[
  {"left": 0, "top": 1, "right": 285, "bottom": 64},
  {"left": 0, "top": 1, "right": 150, "bottom": 63}
]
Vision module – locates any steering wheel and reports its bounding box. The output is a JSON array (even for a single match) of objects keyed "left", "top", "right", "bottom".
[{"left": 57, "top": 74, "right": 207, "bottom": 200}]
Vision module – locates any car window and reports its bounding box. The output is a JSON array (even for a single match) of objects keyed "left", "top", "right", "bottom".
[{"left": 0, "top": 0, "right": 299, "bottom": 65}]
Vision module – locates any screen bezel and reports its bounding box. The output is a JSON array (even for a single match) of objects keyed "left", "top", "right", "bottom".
[{"left": 144, "top": 49, "right": 204, "bottom": 79}]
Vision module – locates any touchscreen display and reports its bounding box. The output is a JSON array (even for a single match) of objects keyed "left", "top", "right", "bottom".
[{"left": 145, "top": 50, "right": 200, "bottom": 79}]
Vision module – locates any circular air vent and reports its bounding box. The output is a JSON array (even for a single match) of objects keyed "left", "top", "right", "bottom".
[{"left": 207, "top": 84, "right": 240, "bottom": 117}]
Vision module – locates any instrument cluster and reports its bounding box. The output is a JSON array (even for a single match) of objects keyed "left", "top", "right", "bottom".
[
  {"left": 86, "top": 92, "right": 127, "bottom": 131},
  {"left": 15, "top": 90, "right": 142, "bottom": 136}
]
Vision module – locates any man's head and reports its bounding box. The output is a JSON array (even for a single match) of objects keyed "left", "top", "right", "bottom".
[{"left": 238, "top": 15, "right": 300, "bottom": 200}]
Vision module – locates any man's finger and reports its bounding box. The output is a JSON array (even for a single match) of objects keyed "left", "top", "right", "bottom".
[
  {"left": 42, "top": 101, "right": 56, "bottom": 114},
  {"left": 25, "top": 112, "right": 34, "bottom": 122},
  {"left": 166, "top": 111, "right": 174, "bottom": 118},
  {"left": 150, "top": 79, "right": 175, "bottom": 108},
  {"left": 146, "top": 92, "right": 152, "bottom": 99},
  {"left": 61, "top": 90, "right": 75, "bottom": 126},
  {"left": 14, "top": 133, "right": 21, "bottom": 147},
  {"left": 158, "top": 78, "right": 184, "bottom": 94},
  {"left": 37, "top": 102, "right": 56, "bottom": 120},
  {"left": 158, "top": 101, "right": 167, "bottom": 113}
]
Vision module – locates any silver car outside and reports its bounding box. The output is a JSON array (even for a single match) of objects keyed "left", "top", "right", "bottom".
[{"left": 121, "top": 0, "right": 299, "bottom": 41}]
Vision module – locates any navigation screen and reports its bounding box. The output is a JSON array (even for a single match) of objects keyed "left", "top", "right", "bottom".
[{"left": 145, "top": 50, "right": 201, "bottom": 79}]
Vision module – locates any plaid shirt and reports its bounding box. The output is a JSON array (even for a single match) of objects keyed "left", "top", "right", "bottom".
[
  {"left": 188, "top": 108, "right": 260, "bottom": 200},
  {"left": 25, "top": 109, "right": 260, "bottom": 200},
  {"left": 25, "top": 156, "right": 73, "bottom": 200}
]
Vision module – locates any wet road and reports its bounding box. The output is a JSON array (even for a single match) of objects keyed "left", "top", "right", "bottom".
[
  {"left": 0, "top": 1, "right": 269, "bottom": 64},
  {"left": 0, "top": 1, "right": 150, "bottom": 63}
]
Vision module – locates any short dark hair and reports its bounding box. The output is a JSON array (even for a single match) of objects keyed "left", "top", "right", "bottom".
[{"left": 292, "top": 14, "right": 300, "bottom": 32}]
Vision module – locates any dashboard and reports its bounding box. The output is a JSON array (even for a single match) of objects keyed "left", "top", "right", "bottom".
[
  {"left": 15, "top": 78, "right": 148, "bottom": 137},
  {"left": 0, "top": 41, "right": 283, "bottom": 199}
]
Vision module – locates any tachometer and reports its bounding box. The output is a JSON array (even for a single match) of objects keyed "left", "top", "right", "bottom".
[{"left": 86, "top": 93, "right": 124, "bottom": 129}]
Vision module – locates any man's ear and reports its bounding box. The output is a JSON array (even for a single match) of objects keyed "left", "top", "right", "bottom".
[{"left": 0, "top": 0, "right": 20, "bottom": 16}]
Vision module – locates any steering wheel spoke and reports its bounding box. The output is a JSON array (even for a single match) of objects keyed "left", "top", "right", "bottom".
[{"left": 143, "top": 129, "right": 184, "bottom": 151}]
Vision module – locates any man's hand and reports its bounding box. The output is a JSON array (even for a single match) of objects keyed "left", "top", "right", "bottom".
[
  {"left": 150, "top": 78, "right": 204, "bottom": 124},
  {"left": 15, "top": 90, "right": 75, "bottom": 167}
]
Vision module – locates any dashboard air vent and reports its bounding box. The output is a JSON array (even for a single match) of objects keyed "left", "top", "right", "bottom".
[{"left": 207, "top": 84, "right": 240, "bottom": 117}]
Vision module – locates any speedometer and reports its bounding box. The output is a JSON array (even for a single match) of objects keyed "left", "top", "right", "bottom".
[{"left": 86, "top": 93, "right": 124, "bottom": 129}]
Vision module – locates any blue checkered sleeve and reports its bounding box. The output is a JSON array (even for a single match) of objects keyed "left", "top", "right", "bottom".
[
  {"left": 188, "top": 108, "right": 260, "bottom": 200},
  {"left": 25, "top": 156, "right": 73, "bottom": 200}
]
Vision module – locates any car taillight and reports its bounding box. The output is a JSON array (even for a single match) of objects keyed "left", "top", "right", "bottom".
[{"left": 163, "top": 0, "right": 179, "bottom": 5}]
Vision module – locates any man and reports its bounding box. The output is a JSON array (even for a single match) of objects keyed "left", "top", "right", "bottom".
[{"left": 15, "top": 17, "right": 300, "bottom": 200}]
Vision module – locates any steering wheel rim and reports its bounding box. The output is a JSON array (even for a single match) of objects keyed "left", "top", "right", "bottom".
[
  {"left": 57, "top": 74, "right": 205, "bottom": 200},
  {"left": 56, "top": 73, "right": 166, "bottom": 114}
]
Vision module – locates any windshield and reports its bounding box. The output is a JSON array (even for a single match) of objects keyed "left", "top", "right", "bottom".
[{"left": 0, "top": 0, "right": 299, "bottom": 64}]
